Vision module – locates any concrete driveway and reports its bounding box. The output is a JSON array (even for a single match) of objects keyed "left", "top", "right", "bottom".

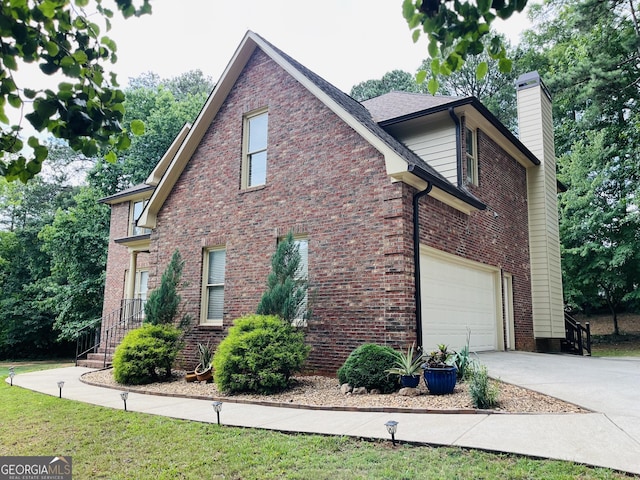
[{"left": 478, "top": 351, "right": 640, "bottom": 449}]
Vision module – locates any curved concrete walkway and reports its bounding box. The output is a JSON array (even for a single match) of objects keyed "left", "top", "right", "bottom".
[{"left": 6, "top": 352, "right": 640, "bottom": 475}]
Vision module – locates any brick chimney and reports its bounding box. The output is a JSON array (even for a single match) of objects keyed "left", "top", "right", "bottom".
[{"left": 516, "top": 72, "right": 565, "bottom": 351}]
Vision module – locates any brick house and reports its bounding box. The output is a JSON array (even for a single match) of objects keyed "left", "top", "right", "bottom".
[{"left": 97, "top": 32, "right": 564, "bottom": 374}]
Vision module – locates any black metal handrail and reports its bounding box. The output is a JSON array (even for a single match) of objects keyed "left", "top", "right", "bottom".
[
  {"left": 564, "top": 311, "right": 592, "bottom": 356},
  {"left": 101, "top": 299, "right": 146, "bottom": 367},
  {"left": 75, "top": 299, "right": 146, "bottom": 367}
]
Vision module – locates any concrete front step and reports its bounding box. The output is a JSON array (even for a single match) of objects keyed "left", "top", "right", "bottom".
[{"left": 77, "top": 358, "right": 111, "bottom": 369}]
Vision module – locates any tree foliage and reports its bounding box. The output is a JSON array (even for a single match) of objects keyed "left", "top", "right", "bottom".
[
  {"left": 523, "top": 0, "right": 640, "bottom": 328},
  {"left": 350, "top": 69, "right": 425, "bottom": 102},
  {"left": 88, "top": 70, "right": 213, "bottom": 194},
  {"left": 144, "top": 249, "right": 191, "bottom": 328},
  {"left": 402, "top": 0, "right": 526, "bottom": 93},
  {"left": 429, "top": 33, "right": 519, "bottom": 130},
  {"left": 256, "top": 232, "right": 308, "bottom": 324},
  {"left": 0, "top": 0, "right": 151, "bottom": 183},
  {"left": 39, "top": 187, "right": 109, "bottom": 340}
]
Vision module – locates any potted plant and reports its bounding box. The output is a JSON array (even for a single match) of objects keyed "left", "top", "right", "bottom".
[
  {"left": 422, "top": 344, "right": 457, "bottom": 395},
  {"left": 194, "top": 342, "right": 213, "bottom": 382},
  {"left": 386, "top": 344, "right": 423, "bottom": 388}
]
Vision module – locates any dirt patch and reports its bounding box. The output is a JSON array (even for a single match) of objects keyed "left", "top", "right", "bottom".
[
  {"left": 574, "top": 312, "right": 640, "bottom": 335},
  {"left": 83, "top": 368, "right": 589, "bottom": 414}
]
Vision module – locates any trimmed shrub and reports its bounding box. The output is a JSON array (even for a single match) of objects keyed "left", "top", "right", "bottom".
[
  {"left": 113, "top": 324, "right": 182, "bottom": 385},
  {"left": 337, "top": 343, "right": 397, "bottom": 393},
  {"left": 213, "top": 314, "right": 310, "bottom": 394}
]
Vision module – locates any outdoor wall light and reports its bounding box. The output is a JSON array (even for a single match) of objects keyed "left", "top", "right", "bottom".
[
  {"left": 9, "top": 371, "right": 15, "bottom": 386},
  {"left": 212, "top": 401, "right": 223, "bottom": 425},
  {"left": 385, "top": 420, "right": 399, "bottom": 446},
  {"left": 57, "top": 381, "right": 64, "bottom": 398},
  {"left": 120, "top": 391, "right": 129, "bottom": 411}
]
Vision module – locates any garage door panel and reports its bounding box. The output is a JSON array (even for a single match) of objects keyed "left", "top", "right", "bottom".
[{"left": 421, "top": 252, "right": 499, "bottom": 352}]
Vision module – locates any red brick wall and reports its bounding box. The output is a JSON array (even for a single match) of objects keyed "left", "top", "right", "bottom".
[
  {"left": 418, "top": 122, "right": 534, "bottom": 351},
  {"left": 147, "top": 50, "right": 417, "bottom": 374}
]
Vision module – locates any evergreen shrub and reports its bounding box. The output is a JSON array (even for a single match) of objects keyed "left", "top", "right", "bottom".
[
  {"left": 112, "top": 324, "right": 182, "bottom": 385},
  {"left": 337, "top": 343, "right": 397, "bottom": 393},
  {"left": 213, "top": 314, "right": 310, "bottom": 394}
]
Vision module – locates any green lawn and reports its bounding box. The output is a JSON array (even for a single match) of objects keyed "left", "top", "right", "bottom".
[
  {"left": 0, "top": 365, "right": 628, "bottom": 479},
  {"left": 590, "top": 334, "right": 640, "bottom": 357}
]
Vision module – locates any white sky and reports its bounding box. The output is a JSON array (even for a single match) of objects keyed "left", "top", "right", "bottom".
[
  {"left": 8, "top": 0, "right": 533, "bottom": 151},
  {"left": 104, "top": 0, "right": 533, "bottom": 92}
]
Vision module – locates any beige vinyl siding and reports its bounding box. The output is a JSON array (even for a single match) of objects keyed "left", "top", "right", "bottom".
[
  {"left": 395, "top": 123, "right": 457, "bottom": 184},
  {"left": 518, "top": 83, "right": 565, "bottom": 339}
]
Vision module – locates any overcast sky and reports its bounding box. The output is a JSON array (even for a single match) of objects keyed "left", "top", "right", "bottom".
[{"left": 105, "top": 0, "right": 533, "bottom": 92}]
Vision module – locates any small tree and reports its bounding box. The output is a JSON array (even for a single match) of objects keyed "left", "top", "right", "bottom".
[
  {"left": 256, "top": 232, "right": 307, "bottom": 324},
  {"left": 144, "top": 249, "right": 191, "bottom": 328}
]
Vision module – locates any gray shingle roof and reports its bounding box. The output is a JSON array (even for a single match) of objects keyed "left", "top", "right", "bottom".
[{"left": 362, "top": 91, "right": 461, "bottom": 123}]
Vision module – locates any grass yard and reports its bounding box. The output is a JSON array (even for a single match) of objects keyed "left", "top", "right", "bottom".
[
  {"left": 574, "top": 313, "right": 640, "bottom": 357},
  {"left": 0, "top": 365, "right": 630, "bottom": 479}
]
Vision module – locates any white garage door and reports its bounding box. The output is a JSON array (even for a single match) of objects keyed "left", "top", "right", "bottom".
[{"left": 420, "top": 249, "right": 500, "bottom": 353}]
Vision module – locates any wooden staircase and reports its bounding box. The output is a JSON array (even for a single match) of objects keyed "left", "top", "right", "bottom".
[
  {"left": 76, "top": 299, "right": 146, "bottom": 369},
  {"left": 561, "top": 311, "right": 592, "bottom": 356}
]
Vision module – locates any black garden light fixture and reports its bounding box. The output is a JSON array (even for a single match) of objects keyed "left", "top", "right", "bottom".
[
  {"left": 120, "top": 391, "right": 129, "bottom": 411},
  {"left": 57, "top": 381, "right": 65, "bottom": 398},
  {"left": 212, "top": 401, "right": 223, "bottom": 425},
  {"left": 385, "top": 420, "right": 399, "bottom": 446}
]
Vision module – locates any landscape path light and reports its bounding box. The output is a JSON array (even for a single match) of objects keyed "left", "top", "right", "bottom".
[
  {"left": 212, "top": 401, "right": 223, "bottom": 425},
  {"left": 9, "top": 371, "right": 15, "bottom": 386},
  {"left": 57, "top": 380, "right": 64, "bottom": 398},
  {"left": 120, "top": 391, "right": 129, "bottom": 411},
  {"left": 385, "top": 420, "right": 399, "bottom": 446}
]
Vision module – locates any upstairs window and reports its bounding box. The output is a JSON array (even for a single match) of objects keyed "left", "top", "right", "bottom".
[
  {"left": 242, "top": 110, "right": 268, "bottom": 188},
  {"left": 465, "top": 127, "right": 478, "bottom": 186},
  {"left": 130, "top": 199, "right": 151, "bottom": 236}
]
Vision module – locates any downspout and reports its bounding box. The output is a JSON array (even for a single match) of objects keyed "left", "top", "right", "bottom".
[
  {"left": 449, "top": 107, "right": 463, "bottom": 188},
  {"left": 413, "top": 181, "right": 433, "bottom": 348}
]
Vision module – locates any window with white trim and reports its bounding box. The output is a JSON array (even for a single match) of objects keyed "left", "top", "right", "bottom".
[
  {"left": 201, "top": 248, "right": 226, "bottom": 325},
  {"left": 465, "top": 127, "right": 478, "bottom": 186},
  {"left": 292, "top": 237, "right": 308, "bottom": 327},
  {"left": 242, "top": 110, "right": 268, "bottom": 188},
  {"left": 134, "top": 270, "right": 149, "bottom": 301},
  {"left": 130, "top": 199, "right": 151, "bottom": 236}
]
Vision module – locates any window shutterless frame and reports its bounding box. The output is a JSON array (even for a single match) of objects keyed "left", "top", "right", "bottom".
[
  {"left": 201, "top": 247, "right": 226, "bottom": 326},
  {"left": 465, "top": 127, "right": 478, "bottom": 186},
  {"left": 241, "top": 109, "right": 268, "bottom": 188}
]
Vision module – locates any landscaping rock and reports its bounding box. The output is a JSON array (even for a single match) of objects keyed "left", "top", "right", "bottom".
[
  {"left": 352, "top": 387, "right": 367, "bottom": 395},
  {"left": 398, "top": 387, "right": 421, "bottom": 397},
  {"left": 340, "top": 383, "right": 353, "bottom": 395}
]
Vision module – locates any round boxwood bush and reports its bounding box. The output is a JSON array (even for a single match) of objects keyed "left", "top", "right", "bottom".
[
  {"left": 112, "top": 324, "right": 182, "bottom": 385},
  {"left": 213, "top": 314, "right": 310, "bottom": 394},
  {"left": 337, "top": 343, "right": 398, "bottom": 393}
]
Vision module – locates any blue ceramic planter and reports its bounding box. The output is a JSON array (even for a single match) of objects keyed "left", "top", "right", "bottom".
[
  {"left": 400, "top": 375, "right": 420, "bottom": 388},
  {"left": 423, "top": 366, "right": 457, "bottom": 395}
]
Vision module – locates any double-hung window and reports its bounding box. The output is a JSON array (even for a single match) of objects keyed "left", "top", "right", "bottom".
[
  {"left": 202, "top": 248, "right": 226, "bottom": 325},
  {"left": 465, "top": 127, "right": 478, "bottom": 186},
  {"left": 242, "top": 110, "right": 268, "bottom": 188},
  {"left": 131, "top": 199, "right": 151, "bottom": 236}
]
